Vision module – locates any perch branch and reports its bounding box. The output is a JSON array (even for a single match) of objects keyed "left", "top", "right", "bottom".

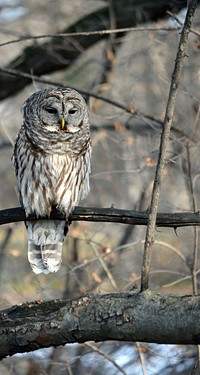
[{"left": 1, "top": 206, "right": 200, "bottom": 228}]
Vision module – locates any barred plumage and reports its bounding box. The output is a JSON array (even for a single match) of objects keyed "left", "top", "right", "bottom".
[{"left": 13, "top": 87, "right": 91, "bottom": 274}]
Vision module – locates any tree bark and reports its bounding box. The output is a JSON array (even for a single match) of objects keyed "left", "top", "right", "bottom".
[
  {"left": 1, "top": 206, "right": 200, "bottom": 228},
  {"left": 1, "top": 290, "right": 200, "bottom": 359},
  {"left": 0, "top": 0, "right": 186, "bottom": 100}
]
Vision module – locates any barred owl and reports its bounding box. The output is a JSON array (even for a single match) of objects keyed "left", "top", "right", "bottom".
[{"left": 13, "top": 87, "right": 91, "bottom": 274}]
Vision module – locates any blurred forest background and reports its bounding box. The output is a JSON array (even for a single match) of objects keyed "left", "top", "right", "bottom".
[{"left": 0, "top": 0, "right": 200, "bottom": 374}]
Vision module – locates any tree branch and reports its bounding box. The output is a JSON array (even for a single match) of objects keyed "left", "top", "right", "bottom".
[
  {"left": 0, "top": 0, "right": 187, "bottom": 101},
  {"left": 1, "top": 290, "right": 200, "bottom": 359},
  {"left": 0, "top": 26, "right": 181, "bottom": 49},
  {"left": 1, "top": 206, "right": 200, "bottom": 228},
  {"left": 141, "top": 0, "right": 198, "bottom": 291}
]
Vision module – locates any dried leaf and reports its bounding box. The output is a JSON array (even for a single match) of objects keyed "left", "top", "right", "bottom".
[
  {"left": 101, "top": 246, "right": 111, "bottom": 254},
  {"left": 146, "top": 157, "right": 156, "bottom": 167},
  {"left": 92, "top": 272, "right": 102, "bottom": 283},
  {"left": 129, "top": 101, "right": 135, "bottom": 113},
  {"left": 9, "top": 249, "right": 20, "bottom": 257},
  {"left": 114, "top": 120, "right": 125, "bottom": 132}
]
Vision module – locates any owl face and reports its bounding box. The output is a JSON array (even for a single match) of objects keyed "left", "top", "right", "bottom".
[{"left": 23, "top": 87, "right": 89, "bottom": 135}]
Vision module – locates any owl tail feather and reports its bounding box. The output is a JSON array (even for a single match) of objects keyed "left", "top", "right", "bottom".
[
  {"left": 27, "top": 220, "right": 66, "bottom": 274},
  {"left": 28, "top": 241, "right": 63, "bottom": 274}
]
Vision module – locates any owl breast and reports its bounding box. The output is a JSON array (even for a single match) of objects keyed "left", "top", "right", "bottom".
[{"left": 17, "top": 143, "right": 91, "bottom": 217}]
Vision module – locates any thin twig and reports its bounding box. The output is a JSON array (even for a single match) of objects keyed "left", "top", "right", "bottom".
[
  {"left": 69, "top": 240, "right": 140, "bottom": 274},
  {"left": 152, "top": 240, "right": 187, "bottom": 264},
  {"left": 162, "top": 275, "right": 193, "bottom": 289},
  {"left": 186, "top": 143, "right": 200, "bottom": 374},
  {"left": 118, "top": 190, "right": 147, "bottom": 253},
  {"left": 135, "top": 342, "right": 147, "bottom": 375},
  {"left": 89, "top": 0, "right": 117, "bottom": 92},
  {"left": 0, "top": 26, "right": 181, "bottom": 48},
  {"left": 85, "top": 342, "right": 127, "bottom": 375},
  {"left": 167, "top": 10, "right": 200, "bottom": 37},
  {"left": 0, "top": 227, "right": 12, "bottom": 276},
  {"left": 87, "top": 239, "right": 118, "bottom": 290},
  {"left": 186, "top": 144, "right": 199, "bottom": 295},
  {"left": 191, "top": 361, "right": 199, "bottom": 375},
  {"left": 0, "top": 66, "right": 197, "bottom": 144},
  {"left": 0, "top": 66, "right": 135, "bottom": 114},
  {"left": 140, "top": 0, "right": 198, "bottom": 292},
  {"left": 0, "top": 66, "right": 160, "bottom": 125}
]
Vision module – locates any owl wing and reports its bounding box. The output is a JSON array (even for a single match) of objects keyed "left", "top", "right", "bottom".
[{"left": 12, "top": 126, "right": 25, "bottom": 208}]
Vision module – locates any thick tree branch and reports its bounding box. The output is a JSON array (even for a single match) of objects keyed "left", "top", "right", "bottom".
[
  {"left": 1, "top": 206, "right": 200, "bottom": 228},
  {"left": 1, "top": 290, "right": 200, "bottom": 359}
]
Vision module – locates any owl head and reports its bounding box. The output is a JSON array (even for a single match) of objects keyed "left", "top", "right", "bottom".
[{"left": 22, "top": 87, "right": 90, "bottom": 135}]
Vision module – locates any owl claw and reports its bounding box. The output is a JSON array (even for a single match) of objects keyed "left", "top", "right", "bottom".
[
  {"left": 47, "top": 207, "right": 52, "bottom": 218},
  {"left": 66, "top": 215, "right": 71, "bottom": 226}
]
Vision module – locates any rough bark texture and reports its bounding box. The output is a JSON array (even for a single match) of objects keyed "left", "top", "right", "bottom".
[
  {"left": 1, "top": 290, "right": 200, "bottom": 359},
  {"left": 0, "top": 0, "right": 187, "bottom": 100}
]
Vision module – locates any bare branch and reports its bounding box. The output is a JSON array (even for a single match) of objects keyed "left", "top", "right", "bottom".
[
  {"left": 0, "top": 0, "right": 187, "bottom": 101},
  {"left": 186, "top": 144, "right": 199, "bottom": 295},
  {"left": 0, "top": 66, "right": 135, "bottom": 114},
  {"left": 135, "top": 342, "right": 147, "bottom": 375},
  {"left": 88, "top": 239, "right": 118, "bottom": 290},
  {"left": 1, "top": 206, "right": 200, "bottom": 228},
  {"left": 1, "top": 290, "right": 200, "bottom": 359},
  {"left": 167, "top": 10, "right": 200, "bottom": 37},
  {"left": 0, "top": 26, "right": 181, "bottom": 49},
  {"left": 85, "top": 342, "right": 127, "bottom": 375},
  {"left": 186, "top": 143, "right": 200, "bottom": 371},
  {"left": 141, "top": 0, "right": 198, "bottom": 292},
  {"left": 0, "top": 66, "right": 195, "bottom": 147}
]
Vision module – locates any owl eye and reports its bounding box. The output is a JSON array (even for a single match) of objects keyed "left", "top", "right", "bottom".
[
  {"left": 69, "top": 108, "right": 77, "bottom": 115},
  {"left": 45, "top": 106, "right": 57, "bottom": 114}
]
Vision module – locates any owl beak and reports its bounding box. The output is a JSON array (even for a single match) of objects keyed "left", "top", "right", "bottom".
[{"left": 60, "top": 117, "right": 65, "bottom": 130}]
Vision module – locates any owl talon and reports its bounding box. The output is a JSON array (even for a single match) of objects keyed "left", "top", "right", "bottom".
[{"left": 66, "top": 215, "right": 72, "bottom": 226}]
